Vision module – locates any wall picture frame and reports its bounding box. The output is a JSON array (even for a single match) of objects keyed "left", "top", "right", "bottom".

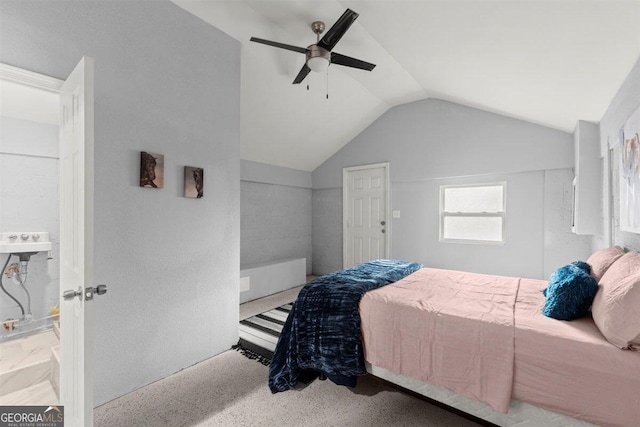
[
  {"left": 184, "top": 166, "right": 204, "bottom": 198},
  {"left": 140, "top": 151, "right": 164, "bottom": 189},
  {"left": 620, "top": 105, "right": 640, "bottom": 233}
]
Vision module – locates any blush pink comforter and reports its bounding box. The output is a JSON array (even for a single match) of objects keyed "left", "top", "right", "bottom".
[{"left": 360, "top": 267, "right": 519, "bottom": 413}]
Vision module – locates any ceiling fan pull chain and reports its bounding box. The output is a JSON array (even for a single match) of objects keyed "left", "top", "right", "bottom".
[{"left": 326, "top": 66, "right": 329, "bottom": 99}]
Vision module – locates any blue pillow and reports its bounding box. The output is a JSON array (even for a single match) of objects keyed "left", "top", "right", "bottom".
[{"left": 542, "top": 261, "right": 599, "bottom": 321}]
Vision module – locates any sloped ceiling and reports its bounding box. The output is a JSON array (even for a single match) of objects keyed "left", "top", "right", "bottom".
[{"left": 172, "top": 1, "right": 640, "bottom": 172}]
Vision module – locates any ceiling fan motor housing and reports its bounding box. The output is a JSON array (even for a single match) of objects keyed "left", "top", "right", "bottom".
[
  {"left": 311, "top": 21, "right": 325, "bottom": 36},
  {"left": 306, "top": 44, "right": 331, "bottom": 71}
]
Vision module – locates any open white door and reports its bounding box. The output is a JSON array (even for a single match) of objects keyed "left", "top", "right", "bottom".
[
  {"left": 343, "top": 163, "right": 390, "bottom": 268},
  {"left": 59, "top": 56, "right": 96, "bottom": 427}
]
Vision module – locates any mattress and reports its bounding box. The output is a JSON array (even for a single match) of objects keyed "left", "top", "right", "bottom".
[
  {"left": 365, "top": 362, "right": 596, "bottom": 427},
  {"left": 514, "top": 278, "right": 640, "bottom": 427}
]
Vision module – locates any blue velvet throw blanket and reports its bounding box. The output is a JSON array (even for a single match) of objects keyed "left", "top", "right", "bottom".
[{"left": 269, "top": 259, "right": 422, "bottom": 393}]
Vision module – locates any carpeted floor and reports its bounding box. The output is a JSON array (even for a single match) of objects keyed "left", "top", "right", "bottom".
[
  {"left": 95, "top": 284, "right": 481, "bottom": 426},
  {"left": 94, "top": 349, "right": 480, "bottom": 427}
]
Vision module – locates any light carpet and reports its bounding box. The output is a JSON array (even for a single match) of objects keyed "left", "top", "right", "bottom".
[
  {"left": 94, "top": 349, "right": 481, "bottom": 427},
  {"left": 96, "top": 285, "right": 481, "bottom": 426}
]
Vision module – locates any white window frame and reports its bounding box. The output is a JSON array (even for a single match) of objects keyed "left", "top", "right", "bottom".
[{"left": 439, "top": 182, "right": 507, "bottom": 245}]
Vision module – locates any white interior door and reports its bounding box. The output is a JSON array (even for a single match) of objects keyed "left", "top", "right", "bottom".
[
  {"left": 59, "top": 56, "right": 95, "bottom": 427},
  {"left": 343, "top": 163, "right": 390, "bottom": 268}
]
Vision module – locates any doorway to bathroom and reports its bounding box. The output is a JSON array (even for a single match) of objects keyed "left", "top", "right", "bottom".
[
  {"left": 0, "top": 64, "right": 61, "bottom": 405},
  {"left": 0, "top": 59, "right": 97, "bottom": 427}
]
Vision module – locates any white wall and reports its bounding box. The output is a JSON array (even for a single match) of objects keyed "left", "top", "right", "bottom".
[
  {"left": 0, "top": 0, "right": 240, "bottom": 405},
  {"left": 599, "top": 56, "right": 640, "bottom": 252},
  {"left": 312, "top": 98, "right": 592, "bottom": 278},
  {"left": 241, "top": 160, "right": 312, "bottom": 274},
  {"left": 543, "top": 168, "right": 593, "bottom": 277},
  {"left": 0, "top": 116, "right": 59, "bottom": 321}
]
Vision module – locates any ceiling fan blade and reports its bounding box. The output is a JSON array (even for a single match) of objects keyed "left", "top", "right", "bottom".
[
  {"left": 331, "top": 53, "right": 376, "bottom": 71},
  {"left": 317, "top": 9, "right": 359, "bottom": 52},
  {"left": 292, "top": 64, "right": 311, "bottom": 84},
  {"left": 250, "top": 37, "right": 308, "bottom": 54}
]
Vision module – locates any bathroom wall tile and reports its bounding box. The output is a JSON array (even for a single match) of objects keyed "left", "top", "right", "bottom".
[{"left": 1, "top": 118, "right": 59, "bottom": 320}]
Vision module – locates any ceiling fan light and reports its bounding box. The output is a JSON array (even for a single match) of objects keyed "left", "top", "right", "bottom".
[
  {"left": 306, "top": 45, "right": 331, "bottom": 73},
  {"left": 307, "top": 56, "right": 330, "bottom": 72}
]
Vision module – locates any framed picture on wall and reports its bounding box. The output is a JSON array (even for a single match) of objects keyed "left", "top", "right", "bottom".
[
  {"left": 184, "top": 166, "right": 204, "bottom": 198},
  {"left": 140, "top": 151, "right": 164, "bottom": 189},
  {"left": 620, "top": 105, "right": 640, "bottom": 233}
]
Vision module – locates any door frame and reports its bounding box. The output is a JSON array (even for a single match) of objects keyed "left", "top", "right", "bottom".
[
  {"left": 342, "top": 162, "right": 391, "bottom": 268},
  {"left": 0, "top": 62, "right": 64, "bottom": 92}
]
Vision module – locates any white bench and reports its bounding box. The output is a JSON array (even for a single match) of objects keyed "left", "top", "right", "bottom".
[{"left": 240, "top": 258, "right": 306, "bottom": 304}]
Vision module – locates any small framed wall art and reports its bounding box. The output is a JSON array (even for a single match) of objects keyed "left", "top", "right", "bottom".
[
  {"left": 184, "top": 166, "right": 204, "bottom": 198},
  {"left": 140, "top": 151, "right": 164, "bottom": 189}
]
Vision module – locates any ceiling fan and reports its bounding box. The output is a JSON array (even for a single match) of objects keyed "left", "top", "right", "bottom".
[{"left": 250, "top": 8, "right": 376, "bottom": 84}]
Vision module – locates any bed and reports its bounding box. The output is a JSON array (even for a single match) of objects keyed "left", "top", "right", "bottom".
[
  {"left": 360, "top": 268, "right": 640, "bottom": 427},
  {"left": 269, "top": 249, "right": 640, "bottom": 427}
]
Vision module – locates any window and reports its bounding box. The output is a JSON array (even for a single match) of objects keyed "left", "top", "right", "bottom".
[{"left": 440, "top": 183, "right": 506, "bottom": 244}]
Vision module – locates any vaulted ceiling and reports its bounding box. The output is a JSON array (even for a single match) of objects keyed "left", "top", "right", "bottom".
[{"left": 172, "top": 1, "right": 640, "bottom": 172}]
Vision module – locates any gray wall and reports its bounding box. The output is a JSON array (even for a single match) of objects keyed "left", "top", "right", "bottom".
[
  {"left": 313, "top": 99, "right": 574, "bottom": 189},
  {"left": 241, "top": 160, "right": 312, "bottom": 274},
  {"left": 312, "top": 188, "right": 343, "bottom": 275},
  {"left": 599, "top": 56, "right": 640, "bottom": 252},
  {"left": 312, "top": 98, "right": 592, "bottom": 278},
  {"left": 0, "top": 0, "right": 241, "bottom": 406}
]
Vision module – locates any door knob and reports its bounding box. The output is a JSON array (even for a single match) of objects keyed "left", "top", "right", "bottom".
[
  {"left": 380, "top": 220, "right": 386, "bottom": 226},
  {"left": 85, "top": 284, "right": 107, "bottom": 301},
  {"left": 63, "top": 286, "right": 82, "bottom": 301},
  {"left": 381, "top": 229, "right": 386, "bottom": 233},
  {"left": 63, "top": 284, "right": 107, "bottom": 301}
]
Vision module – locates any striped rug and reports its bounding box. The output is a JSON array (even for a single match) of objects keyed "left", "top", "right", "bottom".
[{"left": 233, "top": 303, "right": 293, "bottom": 365}]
